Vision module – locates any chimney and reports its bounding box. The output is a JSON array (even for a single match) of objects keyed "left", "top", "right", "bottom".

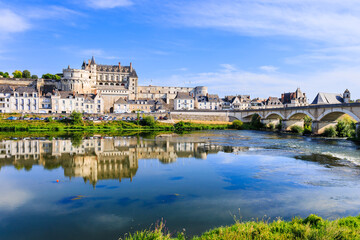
[
  {"left": 118, "top": 62, "right": 121, "bottom": 69},
  {"left": 130, "top": 62, "right": 133, "bottom": 72},
  {"left": 88, "top": 60, "right": 91, "bottom": 65}
]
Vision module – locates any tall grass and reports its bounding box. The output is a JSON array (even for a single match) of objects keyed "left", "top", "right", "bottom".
[{"left": 121, "top": 214, "right": 360, "bottom": 240}]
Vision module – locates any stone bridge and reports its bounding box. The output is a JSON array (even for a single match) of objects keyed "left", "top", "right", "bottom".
[
  {"left": 228, "top": 103, "right": 360, "bottom": 134},
  {"left": 171, "top": 103, "right": 360, "bottom": 135}
]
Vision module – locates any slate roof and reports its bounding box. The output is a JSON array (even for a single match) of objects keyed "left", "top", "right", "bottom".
[
  {"left": 175, "top": 92, "right": 193, "bottom": 100},
  {"left": 311, "top": 93, "right": 344, "bottom": 104},
  {"left": 114, "top": 98, "right": 127, "bottom": 104}
]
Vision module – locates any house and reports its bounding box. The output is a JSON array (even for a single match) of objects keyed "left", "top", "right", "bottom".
[
  {"left": 196, "top": 94, "right": 221, "bottom": 110},
  {"left": 174, "top": 92, "right": 194, "bottom": 110},
  {"left": 281, "top": 88, "right": 308, "bottom": 107},
  {"left": 113, "top": 98, "right": 129, "bottom": 113},
  {"left": 264, "top": 97, "right": 283, "bottom": 108}
]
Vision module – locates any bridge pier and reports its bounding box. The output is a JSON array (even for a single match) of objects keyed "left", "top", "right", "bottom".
[
  {"left": 356, "top": 123, "right": 360, "bottom": 138},
  {"left": 312, "top": 121, "right": 338, "bottom": 135},
  {"left": 282, "top": 120, "right": 304, "bottom": 131}
]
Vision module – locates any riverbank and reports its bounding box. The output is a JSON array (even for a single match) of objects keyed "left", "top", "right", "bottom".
[{"left": 123, "top": 214, "right": 360, "bottom": 240}]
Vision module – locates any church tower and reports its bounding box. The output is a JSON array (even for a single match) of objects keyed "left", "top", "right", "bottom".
[{"left": 343, "top": 89, "right": 351, "bottom": 103}]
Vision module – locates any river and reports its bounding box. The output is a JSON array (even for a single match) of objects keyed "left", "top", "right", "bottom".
[{"left": 0, "top": 130, "right": 359, "bottom": 239}]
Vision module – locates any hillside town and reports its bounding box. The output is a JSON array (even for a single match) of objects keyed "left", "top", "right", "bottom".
[{"left": 0, "top": 57, "right": 356, "bottom": 114}]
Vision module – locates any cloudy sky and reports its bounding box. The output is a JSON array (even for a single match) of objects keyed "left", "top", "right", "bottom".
[{"left": 1, "top": 0, "right": 360, "bottom": 100}]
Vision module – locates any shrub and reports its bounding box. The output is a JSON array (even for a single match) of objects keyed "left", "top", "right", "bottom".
[
  {"left": 250, "top": 114, "right": 264, "bottom": 129},
  {"left": 323, "top": 126, "right": 337, "bottom": 137},
  {"left": 232, "top": 120, "right": 243, "bottom": 129},
  {"left": 290, "top": 125, "right": 304, "bottom": 134},
  {"left": 140, "top": 116, "right": 156, "bottom": 127},
  {"left": 303, "top": 125, "right": 312, "bottom": 135},
  {"left": 336, "top": 120, "right": 351, "bottom": 137},
  {"left": 268, "top": 123, "right": 276, "bottom": 130},
  {"left": 70, "top": 111, "right": 83, "bottom": 125}
]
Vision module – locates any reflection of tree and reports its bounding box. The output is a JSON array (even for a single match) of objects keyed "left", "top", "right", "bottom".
[{"left": 70, "top": 133, "right": 84, "bottom": 147}]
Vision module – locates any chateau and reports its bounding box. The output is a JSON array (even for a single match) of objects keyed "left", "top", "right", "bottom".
[{"left": 60, "top": 57, "right": 206, "bottom": 112}]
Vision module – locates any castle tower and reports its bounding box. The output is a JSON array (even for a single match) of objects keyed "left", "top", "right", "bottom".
[{"left": 343, "top": 89, "right": 351, "bottom": 103}]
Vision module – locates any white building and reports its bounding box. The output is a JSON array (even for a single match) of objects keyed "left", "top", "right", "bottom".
[{"left": 174, "top": 92, "right": 194, "bottom": 110}]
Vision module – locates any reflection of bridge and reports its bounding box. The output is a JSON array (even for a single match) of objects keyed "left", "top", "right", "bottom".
[{"left": 173, "top": 103, "right": 360, "bottom": 135}]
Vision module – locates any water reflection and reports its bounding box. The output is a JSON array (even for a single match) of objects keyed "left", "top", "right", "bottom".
[{"left": 0, "top": 136, "right": 248, "bottom": 186}]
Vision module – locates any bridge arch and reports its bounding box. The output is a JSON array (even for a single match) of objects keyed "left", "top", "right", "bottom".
[
  {"left": 317, "top": 109, "right": 360, "bottom": 122},
  {"left": 242, "top": 113, "right": 264, "bottom": 121},
  {"left": 287, "top": 111, "right": 315, "bottom": 121},
  {"left": 264, "top": 112, "right": 285, "bottom": 120}
]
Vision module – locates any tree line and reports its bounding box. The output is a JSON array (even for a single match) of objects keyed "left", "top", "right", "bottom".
[{"left": 0, "top": 70, "right": 60, "bottom": 80}]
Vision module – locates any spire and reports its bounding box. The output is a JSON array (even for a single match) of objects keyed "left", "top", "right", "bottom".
[{"left": 91, "top": 56, "right": 96, "bottom": 65}]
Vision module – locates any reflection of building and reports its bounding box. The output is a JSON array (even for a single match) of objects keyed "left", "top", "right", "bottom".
[{"left": 0, "top": 137, "right": 241, "bottom": 186}]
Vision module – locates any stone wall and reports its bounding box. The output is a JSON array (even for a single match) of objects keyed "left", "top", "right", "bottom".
[{"left": 170, "top": 111, "right": 229, "bottom": 122}]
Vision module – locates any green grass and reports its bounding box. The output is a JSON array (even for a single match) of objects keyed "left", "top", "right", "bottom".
[{"left": 121, "top": 214, "right": 360, "bottom": 240}]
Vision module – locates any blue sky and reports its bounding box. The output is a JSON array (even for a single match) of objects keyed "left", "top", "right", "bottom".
[{"left": 1, "top": 0, "right": 360, "bottom": 100}]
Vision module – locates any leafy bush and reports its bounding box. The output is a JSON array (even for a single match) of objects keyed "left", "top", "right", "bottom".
[
  {"left": 336, "top": 120, "right": 351, "bottom": 137},
  {"left": 268, "top": 123, "right": 276, "bottom": 130},
  {"left": 290, "top": 125, "right": 304, "bottom": 134},
  {"left": 232, "top": 120, "right": 243, "bottom": 129},
  {"left": 323, "top": 126, "right": 337, "bottom": 137},
  {"left": 140, "top": 116, "right": 156, "bottom": 127},
  {"left": 250, "top": 114, "right": 264, "bottom": 129},
  {"left": 303, "top": 125, "right": 312, "bottom": 135},
  {"left": 70, "top": 111, "right": 83, "bottom": 125}
]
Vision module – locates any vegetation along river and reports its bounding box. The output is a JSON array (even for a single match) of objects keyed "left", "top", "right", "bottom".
[{"left": 0, "top": 130, "right": 359, "bottom": 239}]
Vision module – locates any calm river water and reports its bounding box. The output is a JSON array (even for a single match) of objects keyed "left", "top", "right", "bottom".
[{"left": 0, "top": 130, "right": 360, "bottom": 239}]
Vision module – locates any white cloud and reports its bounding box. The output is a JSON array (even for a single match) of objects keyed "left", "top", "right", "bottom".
[
  {"left": 165, "top": 0, "right": 360, "bottom": 45},
  {"left": 0, "top": 186, "right": 33, "bottom": 211},
  {"left": 87, "top": 0, "right": 133, "bottom": 9},
  {"left": 259, "top": 65, "right": 278, "bottom": 72},
  {"left": 151, "top": 64, "right": 360, "bottom": 101},
  {"left": 0, "top": 9, "right": 30, "bottom": 34}
]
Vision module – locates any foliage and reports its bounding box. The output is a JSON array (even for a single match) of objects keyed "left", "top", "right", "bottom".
[
  {"left": 70, "top": 111, "right": 83, "bottom": 125},
  {"left": 290, "top": 125, "right": 304, "bottom": 134},
  {"left": 232, "top": 120, "right": 243, "bottom": 129},
  {"left": 303, "top": 125, "right": 312, "bottom": 135},
  {"left": 303, "top": 116, "right": 312, "bottom": 128},
  {"left": 12, "top": 70, "right": 22, "bottom": 78},
  {"left": 123, "top": 214, "right": 360, "bottom": 240},
  {"left": 31, "top": 75, "right": 38, "bottom": 79},
  {"left": 267, "top": 123, "right": 276, "bottom": 130},
  {"left": 336, "top": 120, "right": 351, "bottom": 137},
  {"left": 42, "top": 73, "right": 61, "bottom": 80},
  {"left": 0, "top": 72, "right": 10, "bottom": 78},
  {"left": 174, "top": 121, "right": 228, "bottom": 131},
  {"left": 323, "top": 126, "right": 338, "bottom": 137},
  {"left": 250, "top": 114, "right": 264, "bottom": 130},
  {"left": 22, "top": 70, "right": 31, "bottom": 78},
  {"left": 140, "top": 116, "right": 156, "bottom": 127}
]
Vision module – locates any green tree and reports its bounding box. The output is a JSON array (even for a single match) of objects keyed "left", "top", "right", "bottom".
[
  {"left": 42, "top": 73, "right": 61, "bottom": 80},
  {"left": 232, "top": 120, "right": 243, "bottom": 129},
  {"left": 0, "top": 71, "right": 3, "bottom": 76},
  {"left": 250, "top": 114, "right": 263, "bottom": 129},
  {"left": 140, "top": 116, "right": 156, "bottom": 127},
  {"left": 70, "top": 111, "right": 83, "bottom": 125},
  {"left": 42, "top": 73, "right": 53, "bottom": 79},
  {"left": 323, "top": 126, "right": 337, "bottom": 137},
  {"left": 31, "top": 75, "right": 38, "bottom": 79},
  {"left": 22, "top": 70, "right": 31, "bottom": 78},
  {"left": 12, "top": 70, "right": 22, "bottom": 78},
  {"left": 3, "top": 72, "right": 9, "bottom": 78},
  {"left": 336, "top": 120, "right": 351, "bottom": 137}
]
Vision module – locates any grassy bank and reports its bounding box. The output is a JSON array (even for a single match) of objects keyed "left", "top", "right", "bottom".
[{"left": 122, "top": 214, "right": 360, "bottom": 240}]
